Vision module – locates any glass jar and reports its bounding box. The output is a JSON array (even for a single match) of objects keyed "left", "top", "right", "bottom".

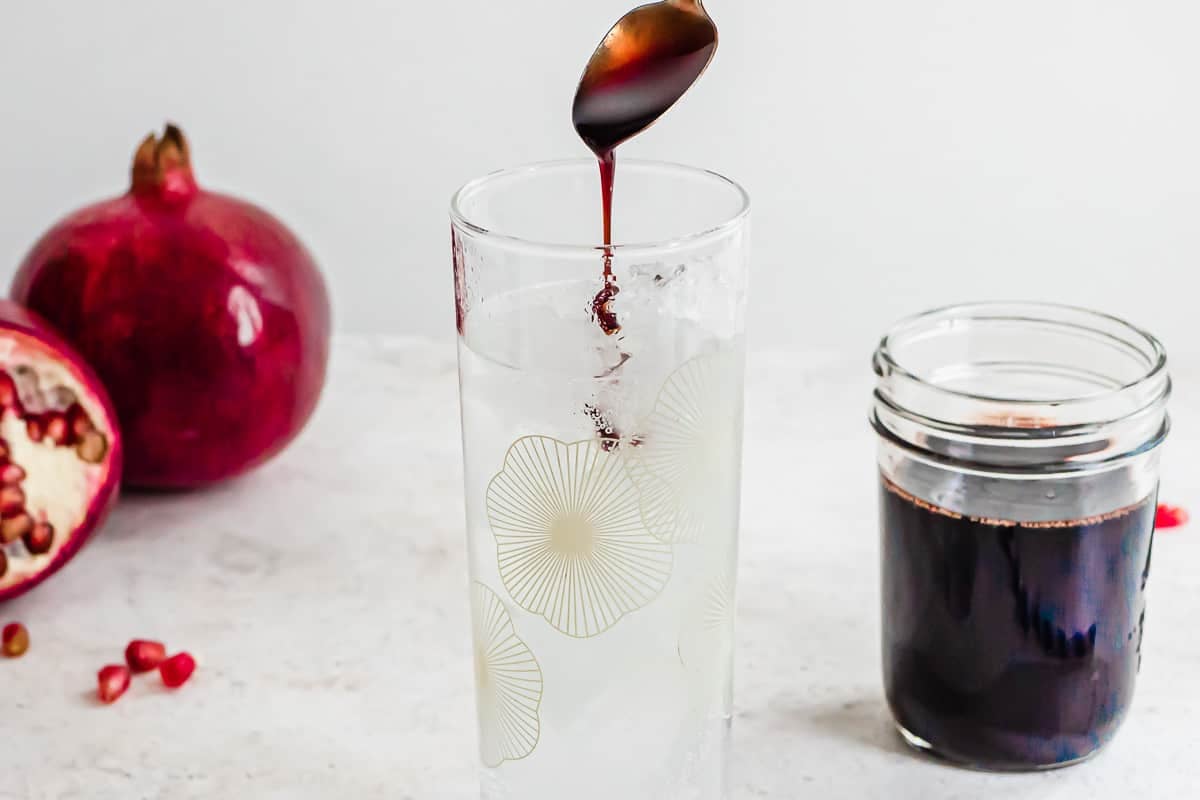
[{"left": 871, "top": 302, "right": 1171, "bottom": 771}]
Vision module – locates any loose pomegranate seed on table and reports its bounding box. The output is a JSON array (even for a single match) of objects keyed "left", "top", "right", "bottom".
[
  {"left": 2, "top": 622, "right": 29, "bottom": 657},
  {"left": 97, "top": 664, "right": 132, "bottom": 704},
  {"left": 160, "top": 652, "right": 197, "bottom": 688},
  {"left": 1156, "top": 504, "right": 1190, "bottom": 530},
  {"left": 125, "top": 639, "right": 168, "bottom": 673}
]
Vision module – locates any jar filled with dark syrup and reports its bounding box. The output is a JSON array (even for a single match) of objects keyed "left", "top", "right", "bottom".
[{"left": 871, "top": 303, "right": 1171, "bottom": 771}]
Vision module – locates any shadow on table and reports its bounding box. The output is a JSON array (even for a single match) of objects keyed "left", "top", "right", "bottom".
[
  {"left": 737, "top": 694, "right": 1090, "bottom": 800},
  {"left": 808, "top": 696, "right": 907, "bottom": 756},
  {"left": 811, "top": 695, "right": 914, "bottom": 758},
  {"left": 744, "top": 692, "right": 908, "bottom": 758}
]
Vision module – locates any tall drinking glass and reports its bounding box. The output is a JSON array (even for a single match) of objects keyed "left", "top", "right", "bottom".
[{"left": 451, "top": 160, "right": 750, "bottom": 799}]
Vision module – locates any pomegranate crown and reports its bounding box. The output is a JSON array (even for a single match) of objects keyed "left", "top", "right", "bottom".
[{"left": 131, "top": 123, "right": 197, "bottom": 198}]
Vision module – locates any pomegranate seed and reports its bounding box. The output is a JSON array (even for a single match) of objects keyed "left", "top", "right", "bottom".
[
  {"left": 97, "top": 664, "right": 132, "bottom": 704},
  {"left": 0, "top": 485, "right": 26, "bottom": 513},
  {"left": 45, "top": 414, "right": 69, "bottom": 445},
  {"left": 76, "top": 431, "right": 109, "bottom": 465},
  {"left": 0, "top": 463, "right": 25, "bottom": 484},
  {"left": 0, "top": 513, "right": 33, "bottom": 545},
  {"left": 2, "top": 622, "right": 29, "bottom": 657},
  {"left": 0, "top": 549, "right": 7, "bottom": 579},
  {"left": 125, "top": 640, "right": 167, "bottom": 673},
  {"left": 159, "top": 652, "right": 196, "bottom": 688},
  {"left": 23, "top": 522, "right": 54, "bottom": 556},
  {"left": 67, "top": 403, "right": 95, "bottom": 438},
  {"left": 25, "top": 419, "right": 44, "bottom": 443},
  {"left": 1156, "top": 504, "right": 1190, "bottom": 530},
  {"left": 0, "top": 374, "right": 15, "bottom": 408}
]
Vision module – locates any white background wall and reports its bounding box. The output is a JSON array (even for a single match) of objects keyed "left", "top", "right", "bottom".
[{"left": 1, "top": 1, "right": 1197, "bottom": 357}]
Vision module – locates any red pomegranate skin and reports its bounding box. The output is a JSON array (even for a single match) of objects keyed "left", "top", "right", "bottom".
[
  {"left": 11, "top": 126, "right": 331, "bottom": 489},
  {"left": 0, "top": 301, "right": 122, "bottom": 603}
]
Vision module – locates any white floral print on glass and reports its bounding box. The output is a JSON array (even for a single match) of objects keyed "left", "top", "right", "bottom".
[
  {"left": 487, "top": 436, "right": 673, "bottom": 638},
  {"left": 678, "top": 564, "right": 737, "bottom": 716},
  {"left": 472, "top": 582, "right": 543, "bottom": 768},
  {"left": 627, "top": 352, "right": 743, "bottom": 543}
]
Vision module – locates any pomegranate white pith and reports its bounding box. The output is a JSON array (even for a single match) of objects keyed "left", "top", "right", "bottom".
[{"left": 0, "top": 332, "right": 116, "bottom": 595}]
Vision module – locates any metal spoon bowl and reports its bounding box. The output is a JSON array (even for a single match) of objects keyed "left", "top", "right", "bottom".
[{"left": 572, "top": 0, "right": 718, "bottom": 156}]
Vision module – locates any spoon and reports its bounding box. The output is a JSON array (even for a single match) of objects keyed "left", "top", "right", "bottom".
[{"left": 572, "top": 0, "right": 719, "bottom": 156}]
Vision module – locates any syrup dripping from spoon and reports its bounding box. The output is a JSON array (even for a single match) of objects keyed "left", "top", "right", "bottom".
[{"left": 573, "top": 0, "right": 719, "bottom": 336}]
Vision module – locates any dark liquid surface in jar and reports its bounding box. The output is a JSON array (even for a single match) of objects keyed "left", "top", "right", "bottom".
[
  {"left": 880, "top": 477, "right": 1157, "bottom": 769},
  {"left": 573, "top": 2, "right": 718, "bottom": 336}
]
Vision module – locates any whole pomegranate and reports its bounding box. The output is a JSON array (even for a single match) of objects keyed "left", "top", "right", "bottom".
[
  {"left": 0, "top": 301, "right": 121, "bottom": 602},
  {"left": 12, "top": 125, "right": 331, "bottom": 489}
]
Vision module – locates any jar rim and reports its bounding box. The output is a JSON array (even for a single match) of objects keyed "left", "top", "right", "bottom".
[
  {"left": 871, "top": 302, "right": 1171, "bottom": 473},
  {"left": 874, "top": 301, "right": 1168, "bottom": 408}
]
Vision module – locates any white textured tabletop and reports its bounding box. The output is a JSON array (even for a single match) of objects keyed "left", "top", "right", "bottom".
[{"left": 2, "top": 336, "right": 1197, "bottom": 799}]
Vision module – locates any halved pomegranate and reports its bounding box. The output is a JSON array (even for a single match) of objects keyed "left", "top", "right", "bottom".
[{"left": 0, "top": 302, "right": 121, "bottom": 603}]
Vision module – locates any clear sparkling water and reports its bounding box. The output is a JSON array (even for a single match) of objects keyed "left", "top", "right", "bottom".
[{"left": 458, "top": 279, "right": 744, "bottom": 800}]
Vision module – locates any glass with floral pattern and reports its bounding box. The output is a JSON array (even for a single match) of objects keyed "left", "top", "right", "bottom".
[{"left": 451, "top": 159, "right": 750, "bottom": 800}]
